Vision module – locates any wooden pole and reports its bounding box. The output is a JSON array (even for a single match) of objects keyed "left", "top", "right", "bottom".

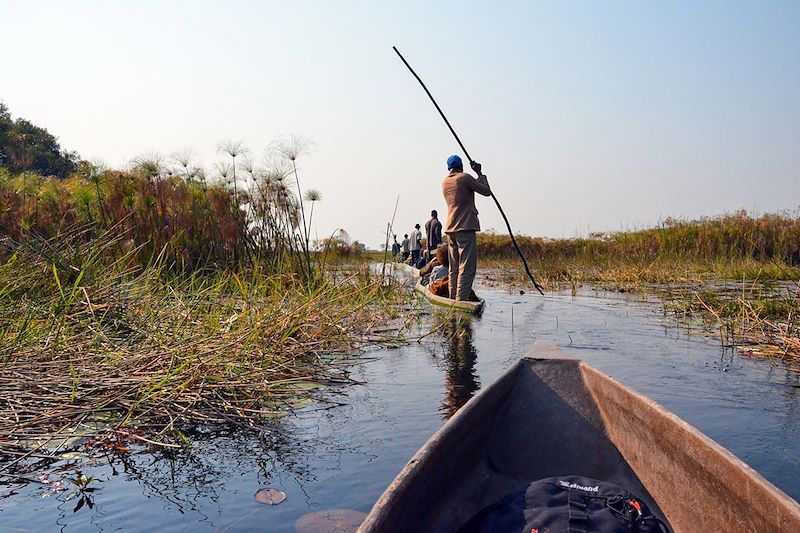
[{"left": 392, "top": 46, "right": 544, "bottom": 295}]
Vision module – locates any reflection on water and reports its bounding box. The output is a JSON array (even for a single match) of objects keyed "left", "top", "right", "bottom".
[
  {"left": 2, "top": 284, "right": 800, "bottom": 532},
  {"left": 437, "top": 317, "right": 481, "bottom": 419}
]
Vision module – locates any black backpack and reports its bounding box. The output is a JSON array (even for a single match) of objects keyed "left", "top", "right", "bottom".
[{"left": 459, "top": 475, "right": 670, "bottom": 533}]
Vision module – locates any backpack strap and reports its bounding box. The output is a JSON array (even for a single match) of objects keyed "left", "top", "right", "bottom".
[{"left": 567, "top": 489, "right": 588, "bottom": 533}]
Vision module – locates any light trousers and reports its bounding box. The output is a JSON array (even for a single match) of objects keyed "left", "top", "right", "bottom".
[{"left": 447, "top": 231, "right": 477, "bottom": 301}]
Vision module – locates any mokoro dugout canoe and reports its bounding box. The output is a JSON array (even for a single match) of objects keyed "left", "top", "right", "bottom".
[
  {"left": 393, "top": 261, "right": 485, "bottom": 315},
  {"left": 414, "top": 280, "right": 485, "bottom": 315},
  {"left": 358, "top": 342, "right": 800, "bottom": 532}
]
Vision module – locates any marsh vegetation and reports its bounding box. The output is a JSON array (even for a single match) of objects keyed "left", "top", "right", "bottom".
[
  {"left": 0, "top": 130, "right": 407, "bottom": 479},
  {"left": 480, "top": 211, "right": 800, "bottom": 369}
]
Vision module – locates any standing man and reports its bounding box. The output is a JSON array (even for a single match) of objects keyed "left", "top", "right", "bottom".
[
  {"left": 391, "top": 234, "right": 401, "bottom": 258},
  {"left": 410, "top": 224, "right": 422, "bottom": 265},
  {"left": 441, "top": 155, "right": 491, "bottom": 301},
  {"left": 425, "top": 210, "right": 442, "bottom": 254},
  {"left": 401, "top": 234, "right": 410, "bottom": 261}
]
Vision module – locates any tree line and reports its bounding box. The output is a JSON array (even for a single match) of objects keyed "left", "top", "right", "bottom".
[{"left": 0, "top": 101, "right": 79, "bottom": 178}]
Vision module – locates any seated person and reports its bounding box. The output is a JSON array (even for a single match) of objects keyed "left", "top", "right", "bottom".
[
  {"left": 419, "top": 256, "right": 439, "bottom": 277},
  {"left": 415, "top": 256, "right": 427, "bottom": 269},
  {"left": 420, "top": 246, "right": 450, "bottom": 291},
  {"left": 430, "top": 246, "right": 449, "bottom": 283},
  {"left": 419, "top": 245, "right": 448, "bottom": 276}
]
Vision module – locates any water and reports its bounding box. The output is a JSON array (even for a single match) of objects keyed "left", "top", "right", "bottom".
[{"left": 2, "top": 283, "right": 799, "bottom": 532}]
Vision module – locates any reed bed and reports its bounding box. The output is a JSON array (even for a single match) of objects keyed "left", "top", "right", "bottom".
[
  {"left": 480, "top": 210, "right": 800, "bottom": 283},
  {"left": 0, "top": 156, "right": 409, "bottom": 477},
  {"left": 0, "top": 231, "right": 406, "bottom": 474},
  {"left": 661, "top": 281, "right": 800, "bottom": 370},
  {"left": 480, "top": 211, "right": 800, "bottom": 370}
]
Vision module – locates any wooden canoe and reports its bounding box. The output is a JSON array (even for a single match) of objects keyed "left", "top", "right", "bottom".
[
  {"left": 358, "top": 342, "right": 800, "bottom": 532},
  {"left": 394, "top": 261, "right": 485, "bottom": 315},
  {"left": 414, "top": 280, "right": 485, "bottom": 315}
]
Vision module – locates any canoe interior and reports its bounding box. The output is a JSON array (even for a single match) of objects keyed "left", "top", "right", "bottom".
[{"left": 359, "top": 353, "right": 800, "bottom": 533}]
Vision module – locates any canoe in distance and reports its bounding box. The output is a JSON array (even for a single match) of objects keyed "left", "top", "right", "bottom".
[{"left": 358, "top": 342, "right": 800, "bottom": 533}]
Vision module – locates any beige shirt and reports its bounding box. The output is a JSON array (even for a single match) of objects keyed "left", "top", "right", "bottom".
[{"left": 441, "top": 170, "right": 491, "bottom": 233}]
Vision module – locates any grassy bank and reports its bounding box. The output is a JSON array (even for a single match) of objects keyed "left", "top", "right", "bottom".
[
  {"left": 0, "top": 160, "right": 407, "bottom": 473},
  {"left": 1, "top": 233, "right": 402, "bottom": 450}
]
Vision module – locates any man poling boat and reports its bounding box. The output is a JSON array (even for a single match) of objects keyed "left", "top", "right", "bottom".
[
  {"left": 392, "top": 46, "right": 545, "bottom": 296},
  {"left": 441, "top": 154, "right": 491, "bottom": 302}
]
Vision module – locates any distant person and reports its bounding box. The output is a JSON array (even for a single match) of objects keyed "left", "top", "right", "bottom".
[
  {"left": 410, "top": 224, "right": 422, "bottom": 265},
  {"left": 425, "top": 210, "right": 442, "bottom": 253},
  {"left": 441, "top": 155, "right": 491, "bottom": 301},
  {"left": 401, "top": 234, "right": 410, "bottom": 260},
  {"left": 391, "top": 234, "right": 401, "bottom": 257}
]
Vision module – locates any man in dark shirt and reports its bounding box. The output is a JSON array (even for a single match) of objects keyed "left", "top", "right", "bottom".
[
  {"left": 425, "top": 210, "right": 442, "bottom": 255},
  {"left": 401, "top": 234, "right": 410, "bottom": 261}
]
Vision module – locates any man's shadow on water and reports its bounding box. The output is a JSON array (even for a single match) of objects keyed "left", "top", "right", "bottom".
[{"left": 438, "top": 316, "right": 481, "bottom": 420}]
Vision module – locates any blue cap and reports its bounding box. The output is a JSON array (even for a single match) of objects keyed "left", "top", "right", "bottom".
[{"left": 447, "top": 155, "right": 463, "bottom": 171}]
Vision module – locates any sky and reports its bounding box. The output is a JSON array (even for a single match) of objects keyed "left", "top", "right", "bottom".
[{"left": 1, "top": 1, "right": 798, "bottom": 248}]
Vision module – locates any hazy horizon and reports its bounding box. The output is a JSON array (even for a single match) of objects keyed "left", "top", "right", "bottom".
[{"left": 2, "top": 1, "right": 798, "bottom": 248}]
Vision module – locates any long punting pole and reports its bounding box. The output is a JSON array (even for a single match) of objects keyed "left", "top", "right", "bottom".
[{"left": 392, "top": 46, "right": 545, "bottom": 295}]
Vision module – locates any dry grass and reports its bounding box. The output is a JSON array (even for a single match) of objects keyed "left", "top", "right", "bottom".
[
  {"left": 0, "top": 230, "right": 408, "bottom": 478},
  {"left": 479, "top": 212, "right": 800, "bottom": 370}
]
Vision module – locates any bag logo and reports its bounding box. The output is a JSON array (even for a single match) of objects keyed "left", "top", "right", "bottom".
[{"left": 559, "top": 480, "right": 599, "bottom": 492}]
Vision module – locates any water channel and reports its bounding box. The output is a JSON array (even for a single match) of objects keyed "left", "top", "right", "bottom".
[{"left": 2, "top": 277, "right": 799, "bottom": 532}]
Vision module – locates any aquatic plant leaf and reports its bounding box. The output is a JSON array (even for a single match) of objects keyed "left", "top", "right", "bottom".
[
  {"left": 254, "top": 487, "right": 286, "bottom": 505},
  {"left": 295, "top": 509, "right": 368, "bottom": 533},
  {"left": 59, "top": 452, "right": 87, "bottom": 460},
  {"left": 292, "top": 380, "right": 323, "bottom": 391}
]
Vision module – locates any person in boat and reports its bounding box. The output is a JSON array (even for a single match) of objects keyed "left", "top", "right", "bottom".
[
  {"left": 419, "top": 243, "right": 445, "bottom": 276},
  {"left": 425, "top": 210, "right": 442, "bottom": 255},
  {"left": 391, "top": 234, "right": 401, "bottom": 259},
  {"left": 430, "top": 245, "right": 449, "bottom": 284},
  {"left": 419, "top": 245, "right": 450, "bottom": 296},
  {"left": 401, "top": 234, "right": 410, "bottom": 261},
  {"left": 409, "top": 224, "right": 422, "bottom": 265},
  {"left": 441, "top": 155, "right": 491, "bottom": 301}
]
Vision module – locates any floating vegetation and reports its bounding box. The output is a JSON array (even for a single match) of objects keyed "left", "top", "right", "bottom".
[
  {"left": 295, "top": 509, "right": 368, "bottom": 533},
  {"left": 661, "top": 281, "right": 800, "bottom": 370},
  {"left": 254, "top": 487, "right": 287, "bottom": 505}
]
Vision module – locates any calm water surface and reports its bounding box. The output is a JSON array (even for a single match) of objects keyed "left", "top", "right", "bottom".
[{"left": 2, "top": 280, "right": 799, "bottom": 532}]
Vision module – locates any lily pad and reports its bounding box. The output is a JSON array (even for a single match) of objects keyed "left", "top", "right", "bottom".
[
  {"left": 295, "top": 509, "right": 367, "bottom": 533},
  {"left": 291, "top": 380, "right": 323, "bottom": 391},
  {"left": 59, "top": 451, "right": 87, "bottom": 461},
  {"left": 254, "top": 487, "right": 286, "bottom": 505}
]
